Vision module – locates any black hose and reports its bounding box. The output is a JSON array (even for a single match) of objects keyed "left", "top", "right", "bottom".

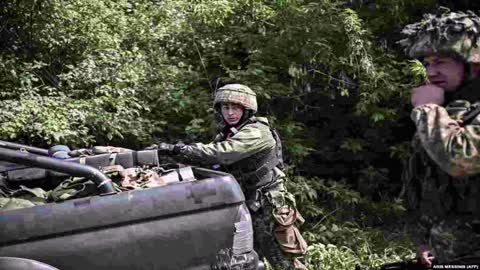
[
  {"left": 0, "top": 148, "right": 116, "bottom": 195},
  {"left": 0, "top": 140, "right": 49, "bottom": 156}
]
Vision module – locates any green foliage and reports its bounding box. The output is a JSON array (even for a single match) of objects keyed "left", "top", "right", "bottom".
[
  {"left": 340, "top": 138, "right": 365, "bottom": 154},
  {"left": 287, "top": 172, "right": 414, "bottom": 269},
  {"left": 1, "top": 0, "right": 440, "bottom": 268},
  {"left": 305, "top": 242, "right": 415, "bottom": 270}
]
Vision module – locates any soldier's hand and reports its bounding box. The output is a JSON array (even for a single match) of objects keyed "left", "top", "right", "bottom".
[
  {"left": 411, "top": 84, "right": 445, "bottom": 107},
  {"left": 418, "top": 246, "right": 435, "bottom": 267},
  {"left": 157, "top": 142, "right": 175, "bottom": 155},
  {"left": 145, "top": 142, "right": 183, "bottom": 155}
]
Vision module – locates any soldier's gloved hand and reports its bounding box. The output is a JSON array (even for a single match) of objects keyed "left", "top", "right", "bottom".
[
  {"left": 157, "top": 142, "right": 175, "bottom": 154},
  {"left": 156, "top": 142, "right": 184, "bottom": 155},
  {"left": 145, "top": 142, "right": 184, "bottom": 155}
]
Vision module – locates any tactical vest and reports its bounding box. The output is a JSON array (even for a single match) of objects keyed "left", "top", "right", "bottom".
[{"left": 220, "top": 117, "right": 284, "bottom": 192}]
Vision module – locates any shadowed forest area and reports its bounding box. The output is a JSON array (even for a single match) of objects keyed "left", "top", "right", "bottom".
[{"left": 1, "top": 0, "right": 479, "bottom": 269}]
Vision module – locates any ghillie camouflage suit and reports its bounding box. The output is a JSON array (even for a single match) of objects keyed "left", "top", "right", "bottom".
[
  {"left": 400, "top": 10, "right": 480, "bottom": 263},
  {"left": 174, "top": 84, "right": 309, "bottom": 269}
]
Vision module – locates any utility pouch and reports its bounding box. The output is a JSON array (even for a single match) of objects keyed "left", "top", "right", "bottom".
[{"left": 273, "top": 206, "right": 308, "bottom": 255}]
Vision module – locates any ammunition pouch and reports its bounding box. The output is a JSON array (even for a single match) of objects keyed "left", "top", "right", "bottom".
[
  {"left": 223, "top": 116, "right": 284, "bottom": 189},
  {"left": 227, "top": 147, "right": 279, "bottom": 190},
  {"left": 242, "top": 151, "right": 278, "bottom": 187}
]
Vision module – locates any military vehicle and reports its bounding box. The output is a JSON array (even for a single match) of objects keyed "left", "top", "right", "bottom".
[{"left": 0, "top": 140, "right": 265, "bottom": 270}]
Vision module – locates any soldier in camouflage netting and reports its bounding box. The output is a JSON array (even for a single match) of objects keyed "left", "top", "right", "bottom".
[
  {"left": 155, "top": 84, "right": 308, "bottom": 270},
  {"left": 399, "top": 9, "right": 480, "bottom": 266}
]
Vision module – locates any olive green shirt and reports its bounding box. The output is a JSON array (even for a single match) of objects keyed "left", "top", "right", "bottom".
[{"left": 179, "top": 117, "right": 275, "bottom": 165}]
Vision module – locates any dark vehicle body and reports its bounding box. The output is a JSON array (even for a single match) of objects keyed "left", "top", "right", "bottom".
[{"left": 0, "top": 141, "right": 263, "bottom": 270}]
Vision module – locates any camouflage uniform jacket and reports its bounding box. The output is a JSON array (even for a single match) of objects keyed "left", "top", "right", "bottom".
[
  {"left": 403, "top": 79, "right": 480, "bottom": 262},
  {"left": 180, "top": 116, "right": 308, "bottom": 267},
  {"left": 179, "top": 116, "right": 285, "bottom": 199}
]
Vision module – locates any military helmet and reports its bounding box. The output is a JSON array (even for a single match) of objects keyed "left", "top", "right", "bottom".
[
  {"left": 399, "top": 10, "right": 480, "bottom": 63},
  {"left": 214, "top": 84, "right": 258, "bottom": 113}
]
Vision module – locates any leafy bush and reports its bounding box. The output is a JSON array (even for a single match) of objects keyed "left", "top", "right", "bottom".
[{"left": 0, "top": 0, "right": 453, "bottom": 269}]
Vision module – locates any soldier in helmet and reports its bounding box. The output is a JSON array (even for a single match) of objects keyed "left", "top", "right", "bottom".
[
  {"left": 399, "top": 10, "right": 480, "bottom": 266},
  {"left": 155, "top": 84, "right": 308, "bottom": 269}
]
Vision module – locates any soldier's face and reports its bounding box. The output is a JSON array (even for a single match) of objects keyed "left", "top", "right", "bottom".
[
  {"left": 424, "top": 55, "right": 466, "bottom": 92},
  {"left": 221, "top": 103, "right": 244, "bottom": 125}
]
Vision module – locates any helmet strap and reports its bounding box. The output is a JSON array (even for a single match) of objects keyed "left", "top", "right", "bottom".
[{"left": 238, "top": 109, "right": 255, "bottom": 125}]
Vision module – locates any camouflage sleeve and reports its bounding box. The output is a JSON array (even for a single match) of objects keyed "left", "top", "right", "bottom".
[
  {"left": 179, "top": 124, "right": 275, "bottom": 165},
  {"left": 411, "top": 102, "right": 480, "bottom": 177}
]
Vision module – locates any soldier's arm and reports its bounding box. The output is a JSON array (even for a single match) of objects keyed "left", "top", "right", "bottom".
[
  {"left": 179, "top": 125, "right": 275, "bottom": 165},
  {"left": 412, "top": 102, "right": 480, "bottom": 177}
]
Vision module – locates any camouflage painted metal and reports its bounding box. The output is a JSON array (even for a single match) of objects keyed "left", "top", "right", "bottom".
[
  {"left": 214, "top": 84, "right": 258, "bottom": 113},
  {"left": 399, "top": 10, "right": 480, "bottom": 63}
]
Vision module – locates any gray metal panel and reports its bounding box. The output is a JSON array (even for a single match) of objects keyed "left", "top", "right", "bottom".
[
  {"left": 0, "top": 174, "right": 244, "bottom": 246},
  {"left": 0, "top": 206, "right": 239, "bottom": 270},
  {"left": 0, "top": 161, "right": 27, "bottom": 173},
  {"left": 0, "top": 257, "right": 58, "bottom": 270}
]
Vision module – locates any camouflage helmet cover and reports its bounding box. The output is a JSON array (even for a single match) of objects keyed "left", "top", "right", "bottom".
[
  {"left": 399, "top": 10, "right": 480, "bottom": 63},
  {"left": 214, "top": 84, "right": 258, "bottom": 113}
]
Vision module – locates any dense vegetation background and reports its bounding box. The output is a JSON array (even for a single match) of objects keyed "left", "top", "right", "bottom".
[{"left": 1, "top": 0, "right": 478, "bottom": 269}]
